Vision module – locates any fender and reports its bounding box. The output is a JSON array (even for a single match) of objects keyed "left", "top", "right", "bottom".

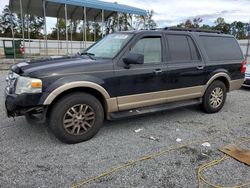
[
  {"left": 43, "top": 81, "right": 111, "bottom": 105},
  {"left": 202, "top": 72, "right": 231, "bottom": 94}
]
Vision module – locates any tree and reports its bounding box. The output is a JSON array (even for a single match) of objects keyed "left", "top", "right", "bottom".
[
  {"left": 230, "top": 21, "right": 247, "bottom": 39},
  {"left": 26, "top": 15, "right": 44, "bottom": 39},
  {"left": 49, "top": 19, "right": 66, "bottom": 39},
  {"left": 214, "top": 17, "right": 230, "bottom": 34},
  {"left": 193, "top": 18, "right": 203, "bottom": 28},
  {"left": 135, "top": 10, "right": 157, "bottom": 30},
  {"left": 0, "top": 5, "right": 19, "bottom": 37},
  {"left": 177, "top": 18, "right": 203, "bottom": 28}
]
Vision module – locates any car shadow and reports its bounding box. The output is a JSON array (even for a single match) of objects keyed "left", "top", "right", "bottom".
[
  {"left": 7, "top": 105, "right": 204, "bottom": 145},
  {"left": 241, "top": 86, "right": 250, "bottom": 91}
]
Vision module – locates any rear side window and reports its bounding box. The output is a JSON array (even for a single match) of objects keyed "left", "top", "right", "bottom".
[
  {"left": 166, "top": 35, "right": 200, "bottom": 61},
  {"left": 200, "top": 36, "right": 243, "bottom": 61}
]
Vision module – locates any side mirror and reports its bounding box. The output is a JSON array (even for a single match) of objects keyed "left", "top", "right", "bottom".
[{"left": 123, "top": 53, "right": 144, "bottom": 66}]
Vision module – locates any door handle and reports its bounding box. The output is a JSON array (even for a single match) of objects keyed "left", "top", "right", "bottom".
[
  {"left": 154, "top": 69, "right": 163, "bottom": 75},
  {"left": 196, "top": 66, "right": 204, "bottom": 70}
]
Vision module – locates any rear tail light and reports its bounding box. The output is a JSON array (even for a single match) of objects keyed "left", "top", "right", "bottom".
[{"left": 241, "top": 60, "right": 247, "bottom": 74}]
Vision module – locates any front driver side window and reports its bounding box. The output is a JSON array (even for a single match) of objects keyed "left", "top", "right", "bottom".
[{"left": 130, "top": 37, "right": 162, "bottom": 64}]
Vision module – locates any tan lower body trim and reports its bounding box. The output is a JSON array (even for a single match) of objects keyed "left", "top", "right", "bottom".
[
  {"left": 113, "top": 78, "right": 243, "bottom": 112},
  {"left": 229, "top": 79, "right": 244, "bottom": 91},
  {"left": 106, "top": 98, "right": 118, "bottom": 113},
  {"left": 117, "top": 91, "right": 166, "bottom": 111},
  {"left": 166, "top": 86, "right": 204, "bottom": 103},
  {"left": 116, "top": 86, "right": 205, "bottom": 111}
]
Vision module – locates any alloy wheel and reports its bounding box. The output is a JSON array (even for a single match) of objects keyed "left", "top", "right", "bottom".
[
  {"left": 63, "top": 104, "right": 95, "bottom": 135},
  {"left": 209, "top": 87, "right": 224, "bottom": 108}
]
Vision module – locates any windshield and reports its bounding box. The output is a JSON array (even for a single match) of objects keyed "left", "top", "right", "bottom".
[{"left": 85, "top": 33, "right": 132, "bottom": 59}]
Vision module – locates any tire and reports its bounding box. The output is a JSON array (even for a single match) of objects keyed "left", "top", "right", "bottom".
[
  {"left": 49, "top": 92, "right": 104, "bottom": 144},
  {"left": 201, "top": 80, "right": 227, "bottom": 113}
]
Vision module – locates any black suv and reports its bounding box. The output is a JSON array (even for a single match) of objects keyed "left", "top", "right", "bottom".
[{"left": 5, "top": 28, "right": 246, "bottom": 144}]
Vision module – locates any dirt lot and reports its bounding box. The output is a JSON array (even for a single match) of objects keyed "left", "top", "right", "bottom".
[{"left": 0, "top": 70, "right": 249, "bottom": 188}]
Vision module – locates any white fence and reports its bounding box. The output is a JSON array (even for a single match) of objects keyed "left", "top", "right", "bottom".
[
  {"left": 0, "top": 37, "right": 95, "bottom": 57},
  {"left": 0, "top": 37, "right": 249, "bottom": 59}
]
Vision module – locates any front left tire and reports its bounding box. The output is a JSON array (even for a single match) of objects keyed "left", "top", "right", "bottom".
[{"left": 49, "top": 92, "right": 104, "bottom": 144}]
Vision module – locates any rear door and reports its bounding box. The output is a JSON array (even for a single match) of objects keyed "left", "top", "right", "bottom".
[{"left": 163, "top": 33, "right": 206, "bottom": 102}]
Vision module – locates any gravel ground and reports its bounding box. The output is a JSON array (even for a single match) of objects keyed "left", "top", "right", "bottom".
[{"left": 0, "top": 70, "right": 249, "bottom": 188}]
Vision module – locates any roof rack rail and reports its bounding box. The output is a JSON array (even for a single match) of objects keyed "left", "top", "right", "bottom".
[{"left": 163, "top": 27, "right": 223, "bottom": 34}]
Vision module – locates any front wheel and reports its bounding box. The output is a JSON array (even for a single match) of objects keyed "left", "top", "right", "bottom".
[
  {"left": 49, "top": 92, "right": 104, "bottom": 144},
  {"left": 201, "top": 80, "right": 227, "bottom": 113}
]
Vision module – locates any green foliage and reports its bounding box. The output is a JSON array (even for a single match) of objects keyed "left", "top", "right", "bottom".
[{"left": 176, "top": 17, "right": 249, "bottom": 39}]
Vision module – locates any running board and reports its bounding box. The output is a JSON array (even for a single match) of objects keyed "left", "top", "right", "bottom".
[{"left": 109, "top": 98, "right": 202, "bottom": 120}]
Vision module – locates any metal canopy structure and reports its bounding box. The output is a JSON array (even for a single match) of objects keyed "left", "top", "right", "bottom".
[
  {"left": 9, "top": 0, "right": 147, "bottom": 21},
  {"left": 8, "top": 0, "right": 147, "bottom": 59}
]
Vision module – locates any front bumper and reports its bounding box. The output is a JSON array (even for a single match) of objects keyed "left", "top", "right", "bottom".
[
  {"left": 242, "top": 76, "right": 250, "bottom": 87},
  {"left": 5, "top": 92, "right": 43, "bottom": 117}
]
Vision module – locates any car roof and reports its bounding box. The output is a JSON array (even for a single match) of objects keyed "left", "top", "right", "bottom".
[{"left": 118, "top": 29, "right": 234, "bottom": 38}]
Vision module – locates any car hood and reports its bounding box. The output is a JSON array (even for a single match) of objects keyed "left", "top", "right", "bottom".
[{"left": 11, "top": 56, "right": 111, "bottom": 78}]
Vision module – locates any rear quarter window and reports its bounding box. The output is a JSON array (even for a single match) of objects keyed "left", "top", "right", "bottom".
[{"left": 200, "top": 36, "right": 243, "bottom": 61}]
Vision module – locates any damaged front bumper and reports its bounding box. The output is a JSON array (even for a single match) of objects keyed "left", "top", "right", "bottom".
[{"left": 5, "top": 91, "right": 45, "bottom": 117}]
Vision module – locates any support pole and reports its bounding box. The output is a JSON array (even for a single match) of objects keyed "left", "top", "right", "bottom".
[
  {"left": 65, "top": 4, "right": 68, "bottom": 55},
  {"left": 42, "top": 0, "right": 48, "bottom": 56},
  {"left": 94, "top": 22, "right": 96, "bottom": 42},
  {"left": 117, "top": 12, "right": 119, "bottom": 31},
  {"left": 246, "top": 20, "right": 250, "bottom": 61},
  {"left": 57, "top": 18, "right": 60, "bottom": 55},
  {"left": 84, "top": 6, "right": 87, "bottom": 49},
  {"left": 102, "top": 9, "right": 104, "bottom": 37},
  {"left": 27, "top": 14, "right": 31, "bottom": 57},
  {"left": 82, "top": 20, "right": 84, "bottom": 50},
  {"left": 9, "top": 8, "right": 16, "bottom": 62},
  {"left": 130, "top": 14, "right": 133, "bottom": 30},
  {"left": 70, "top": 20, "right": 73, "bottom": 55},
  {"left": 20, "top": 0, "right": 25, "bottom": 58}
]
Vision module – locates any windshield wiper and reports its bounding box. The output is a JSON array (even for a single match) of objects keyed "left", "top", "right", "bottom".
[{"left": 81, "top": 52, "right": 96, "bottom": 60}]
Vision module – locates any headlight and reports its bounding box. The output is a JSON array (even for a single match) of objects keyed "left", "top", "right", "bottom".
[{"left": 15, "top": 76, "right": 42, "bottom": 94}]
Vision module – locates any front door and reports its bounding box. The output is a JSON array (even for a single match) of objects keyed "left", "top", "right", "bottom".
[{"left": 115, "top": 34, "right": 166, "bottom": 111}]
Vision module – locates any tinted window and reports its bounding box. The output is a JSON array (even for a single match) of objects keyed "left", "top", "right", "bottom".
[
  {"left": 200, "top": 36, "right": 243, "bottom": 61},
  {"left": 130, "top": 37, "right": 162, "bottom": 64},
  {"left": 167, "top": 35, "right": 201, "bottom": 61},
  {"left": 187, "top": 37, "right": 200, "bottom": 60}
]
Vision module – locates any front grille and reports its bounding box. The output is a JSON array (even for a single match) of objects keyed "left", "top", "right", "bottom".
[{"left": 5, "top": 71, "right": 18, "bottom": 94}]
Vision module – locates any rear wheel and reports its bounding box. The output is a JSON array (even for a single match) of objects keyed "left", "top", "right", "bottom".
[
  {"left": 202, "top": 80, "right": 227, "bottom": 113},
  {"left": 49, "top": 92, "right": 104, "bottom": 144}
]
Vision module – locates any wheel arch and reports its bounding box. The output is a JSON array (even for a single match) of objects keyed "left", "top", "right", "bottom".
[
  {"left": 203, "top": 73, "right": 231, "bottom": 94},
  {"left": 43, "top": 81, "right": 118, "bottom": 117}
]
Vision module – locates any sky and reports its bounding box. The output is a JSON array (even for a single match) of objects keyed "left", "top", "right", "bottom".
[{"left": 1, "top": 0, "right": 250, "bottom": 30}]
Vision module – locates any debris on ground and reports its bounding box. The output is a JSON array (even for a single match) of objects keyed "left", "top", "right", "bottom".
[
  {"left": 176, "top": 138, "right": 182, "bottom": 142},
  {"left": 219, "top": 144, "right": 250, "bottom": 166},
  {"left": 134, "top": 128, "right": 143, "bottom": 133},
  {"left": 140, "top": 135, "right": 160, "bottom": 142},
  {"left": 201, "top": 142, "right": 211, "bottom": 147},
  {"left": 201, "top": 153, "right": 209, "bottom": 157}
]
